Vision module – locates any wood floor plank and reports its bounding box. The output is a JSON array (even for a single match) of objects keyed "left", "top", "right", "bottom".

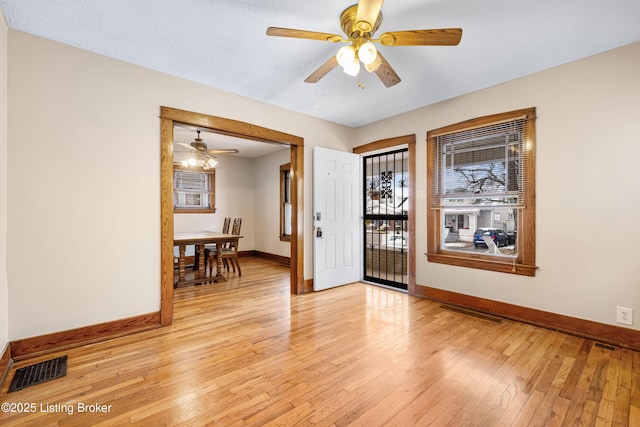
[
  {"left": 1, "top": 257, "right": 639, "bottom": 426},
  {"left": 527, "top": 386, "right": 564, "bottom": 427},
  {"left": 630, "top": 405, "right": 640, "bottom": 426}
]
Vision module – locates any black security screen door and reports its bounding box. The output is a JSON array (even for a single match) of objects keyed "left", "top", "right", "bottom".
[{"left": 363, "top": 149, "right": 409, "bottom": 290}]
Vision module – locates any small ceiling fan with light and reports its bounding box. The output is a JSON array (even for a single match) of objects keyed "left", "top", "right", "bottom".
[
  {"left": 175, "top": 130, "right": 239, "bottom": 170},
  {"left": 266, "top": 0, "right": 462, "bottom": 87}
]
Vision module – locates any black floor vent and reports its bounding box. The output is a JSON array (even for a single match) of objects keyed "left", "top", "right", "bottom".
[
  {"left": 8, "top": 355, "right": 68, "bottom": 392},
  {"left": 595, "top": 342, "right": 616, "bottom": 351},
  {"left": 440, "top": 305, "right": 504, "bottom": 324}
]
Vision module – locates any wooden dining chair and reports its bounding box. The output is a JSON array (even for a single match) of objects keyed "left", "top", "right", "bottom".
[
  {"left": 220, "top": 217, "right": 242, "bottom": 276},
  {"left": 204, "top": 217, "right": 231, "bottom": 276}
]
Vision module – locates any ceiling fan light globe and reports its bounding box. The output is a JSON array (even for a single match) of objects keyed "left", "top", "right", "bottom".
[
  {"left": 343, "top": 57, "right": 361, "bottom": 76},
  {"left": 336, "top": 45, "right": 356, "bottom": 67},
  {"left": 358, "top": 42, "right": 377, "bottom": 65},
  {"left": 364, "top": 54, "right": 382, "bottom": 73},
  {"left": 207, "top": 158, "right": 218, "bottom": 168},
  {"left": 188, "top": 157, "right": 197, "bottom": 166}
]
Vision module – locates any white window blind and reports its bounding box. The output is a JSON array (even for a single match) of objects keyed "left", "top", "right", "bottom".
[
  {"left": 434, "top": 117, "right": 528, "bottom": 208},
  {"left": 174, "top": 170, "right": 211, "bottom": 209}
]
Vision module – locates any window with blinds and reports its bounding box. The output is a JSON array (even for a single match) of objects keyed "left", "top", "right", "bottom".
[
  {"left": 174, "top": 169, "right": 214, "bottom": 211},
  {"left": 435, "top": 118, "right": 527, "bottom": 208},
  {"left": 426, "top": 107, "right": 537, "bottom": 276}
]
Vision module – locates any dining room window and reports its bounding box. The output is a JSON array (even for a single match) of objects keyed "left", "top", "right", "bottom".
[
  {"left": 173, "top": 167, "right": 216, "bottom": 213},
  {"left": 426, "top": 107, "right": 537, "bottom": 276},
  {"left": 280, "top": 163, "right": 291, "bottom": 241}
]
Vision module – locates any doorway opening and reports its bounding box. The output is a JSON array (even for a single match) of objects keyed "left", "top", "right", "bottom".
[
  {"left": 363, "top": 148, "right": 409, "bottom": 290},
  {"left": 159, "top": 107, "right": 305, "bottom": 326}
]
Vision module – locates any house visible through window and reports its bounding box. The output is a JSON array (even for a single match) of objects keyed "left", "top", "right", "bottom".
[
  {"left": 280, "top": 163, "right": 291, "bottom": 241},
  {"left": 427, "top": 107, "right": 536, "bottom": 276},
  {"left": 173, "top": 168, "right": 215, "bottom": 213}
]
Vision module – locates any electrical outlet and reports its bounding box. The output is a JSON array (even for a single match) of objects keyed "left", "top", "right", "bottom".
[{"left": 617, "top": 306, "right": 633, "bottom": 325}]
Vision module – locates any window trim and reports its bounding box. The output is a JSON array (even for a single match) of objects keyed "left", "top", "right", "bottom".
[
  {"left": 173, "top": 166, "right": 216, "bottom": 214},
  {"left": 279, "top": 163, "right": 291, "bottom": 242},
  {"left": 426, "top": 107, "right": 537, "bottom": 276}
]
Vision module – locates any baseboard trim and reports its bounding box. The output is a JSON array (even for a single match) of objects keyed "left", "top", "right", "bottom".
[
  {"left": 303, "top": 279, "right": 314, "bottom": 294},
  {"left": 10, "top": 311, "right": 162, "bottom": 360},
  {"left": 415, "top": 284, "right": 640, "bottom": 351},
  {"left": 0, "top": 343, "right": 13, "bottom": 390},
  {"left": 180, "top": 251, "right": 288, "bottom": 263},
  {"left": 253, "top": 250, "right": 290, "bottom": 267},
  {"left": 238, "top": 250, "right": 253, "bottom": 258}
]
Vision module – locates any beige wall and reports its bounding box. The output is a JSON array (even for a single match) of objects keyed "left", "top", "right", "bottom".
[
  {"left": 0, "top": 8, "right": 8, "bottom": 349},
  {"left": 173, "top": 148, "right": 292, "bottom": 259},
  {"left": 6, "top": 24, "right": 639, "bottom": 342},
  {"left": 355, "top": 41, "right": 640, "bottom": 329},
  {"left": 6, "top": 30, "right": 353, "bottom": 340},
  {"left": 252, "top": 148, "right": 291, "bottom": 258},
  {"left": 173, "top": 155, "right": 257, "bottom": 255}
]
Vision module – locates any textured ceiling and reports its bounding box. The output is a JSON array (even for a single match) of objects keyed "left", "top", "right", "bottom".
[{"left": 1, "top": 0, "right": 639, "bottom": 128}]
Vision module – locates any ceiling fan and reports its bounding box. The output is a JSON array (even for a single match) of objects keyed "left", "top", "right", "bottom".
[
  {"left": 266, "top": 0, "right": 462, "bottom": 87},
  {"left": 176, "top": 130, "right": 239, "bottom": 170}
]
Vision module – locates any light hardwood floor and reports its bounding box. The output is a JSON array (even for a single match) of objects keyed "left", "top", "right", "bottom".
[{"left": 1, "top": 257, "right": 639, "bottom": 426}]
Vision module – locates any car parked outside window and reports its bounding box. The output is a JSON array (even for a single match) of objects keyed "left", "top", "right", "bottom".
[{"left": 473, "top": 228, "right": 508, "bottom": 247}]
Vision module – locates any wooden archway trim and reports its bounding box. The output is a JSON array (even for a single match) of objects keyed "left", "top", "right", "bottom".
[{"left": 160, "top": 107, "right": 305, "bottom": 326}]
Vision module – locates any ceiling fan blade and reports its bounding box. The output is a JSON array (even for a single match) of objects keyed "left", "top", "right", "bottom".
[
  {"left": 355, "top": 0, "right": 384, "bottom": 33},
  {"left": 198, "top": 151, "right": 217, "bottom": 160},
  {"left": 379, "top": 28, "right": 463, "bottom": 46},
  {"left": 177, "top": 142, "right": 198, "bottom": 151},
  {"left": 266, "top": 27, "right": 344, "bottom": 43},
  {"left": 305, "top": 56, "right": 339, "bottom": 83},
  {"left": 373, "top": 51, "right": 401, "bottom": 88},
  {"left": 206, "top": 149, "right": 239, "bottom": 155}
]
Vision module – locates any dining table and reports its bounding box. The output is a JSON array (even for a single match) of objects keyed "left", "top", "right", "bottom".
[{"left": 173, "top": 230, "right": 243, "bottom": 288}]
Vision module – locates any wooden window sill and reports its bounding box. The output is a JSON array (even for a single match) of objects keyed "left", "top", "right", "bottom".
[{"left": 426, "top": 252, "right": 537, "bottom": 277}]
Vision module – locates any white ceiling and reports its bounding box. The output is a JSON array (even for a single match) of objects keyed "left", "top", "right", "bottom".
[{"left": 1, "top": 0, "right": 639, "bottom": 129}]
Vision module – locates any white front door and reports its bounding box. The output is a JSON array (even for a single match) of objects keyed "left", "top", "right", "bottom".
[{"left": 313, "top": 147, "right": 361, "bottom": 291}]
